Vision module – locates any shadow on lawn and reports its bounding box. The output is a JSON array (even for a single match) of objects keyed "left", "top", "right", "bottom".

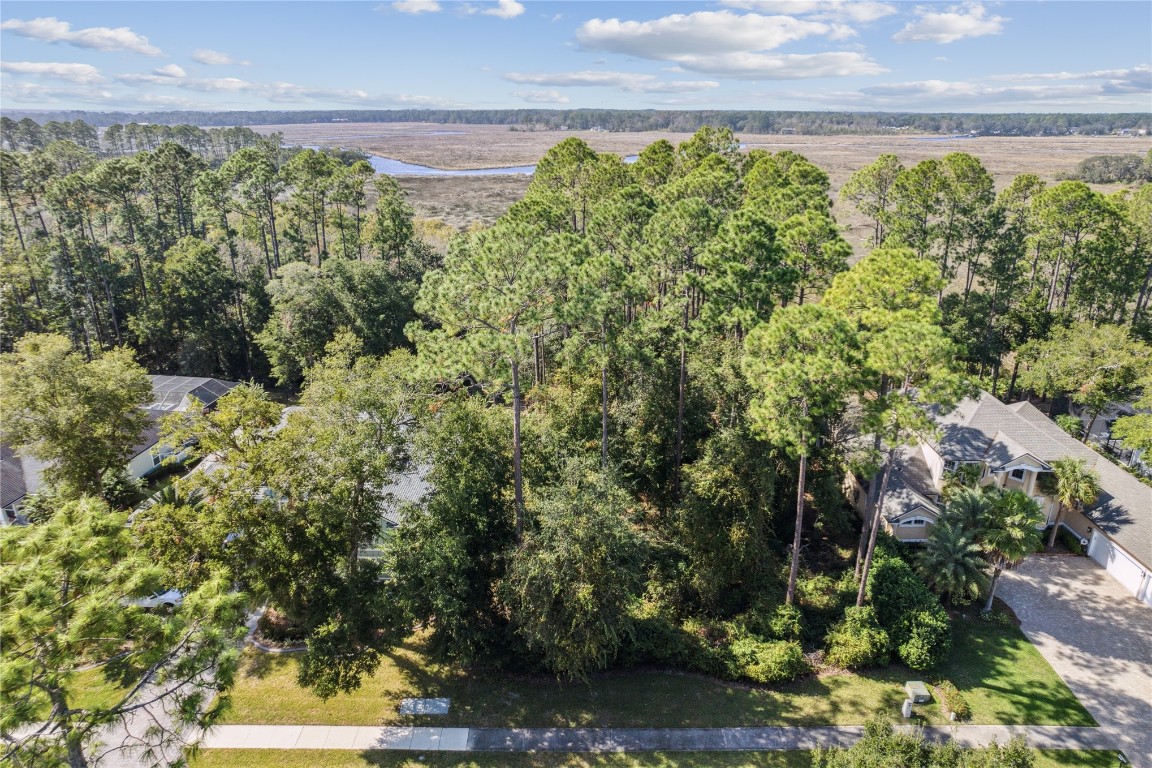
[
  {"left": 235, "top": 648, "right": 296, "bottom": 682},
  {"left": 943, "top": 619, "right": 1095, "bottom": 726}
]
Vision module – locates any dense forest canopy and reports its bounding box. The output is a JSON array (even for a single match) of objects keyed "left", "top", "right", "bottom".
[
  {"left": 2, "top": 121, "right": 1150, "bottom": 765},
  {"left": 3, "top": 108, "right": 1150, "bottom": 135}
]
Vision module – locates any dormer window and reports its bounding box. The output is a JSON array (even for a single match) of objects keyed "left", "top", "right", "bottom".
[{"left": 900, "top": 518, "right": 930, "bottom": 527}]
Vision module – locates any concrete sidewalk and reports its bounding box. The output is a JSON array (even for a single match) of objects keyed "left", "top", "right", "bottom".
[{"left": 201, "top": 724, "right": 1119, "bottom": 752}]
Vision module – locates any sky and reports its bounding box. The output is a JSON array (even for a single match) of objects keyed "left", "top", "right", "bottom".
[{"left": 1, "top": 1, "right": 1150, "bottom": 114}]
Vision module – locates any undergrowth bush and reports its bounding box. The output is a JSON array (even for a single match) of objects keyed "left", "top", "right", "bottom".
[
  {"left": 729, "top": 636, "right": 808, "bottom": 683},
  {"left": 897, "top": 608, "right": 952, "bottom": 671},
  {"left": 825, "top": 606, "right": 890, "bottom": 669}
]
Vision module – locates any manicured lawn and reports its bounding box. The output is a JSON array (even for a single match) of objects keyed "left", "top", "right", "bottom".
[
  {"left": 70, "top": 667, "right": 128, "bottom": 710},
  {"left": 193, "top": 751, "right": 815, "bottom": 767},
  {"left": 939, "top": 618, "right": 1095, "bottom": 726},
  {"left": 191, "top": 751, "right": 1120, "bottom": 768},
  {"left": 222, "top": 616, "right": 1090, "bottom": 729},
  {"left": 1035, "top": 752, "right": 1123, "bottom": 768}
]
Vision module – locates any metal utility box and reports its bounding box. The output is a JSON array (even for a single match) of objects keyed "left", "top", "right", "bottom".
[{"left": 905, "top": 681, "right": 932, "bottom": 704}]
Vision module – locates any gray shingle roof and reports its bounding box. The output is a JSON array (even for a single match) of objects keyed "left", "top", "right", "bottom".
[
  {"left": 881, "top": 444, "right": 942, "bottom": 521},
  {"left": 933, "top": 393, "right": 1151, "bottom": 565}
]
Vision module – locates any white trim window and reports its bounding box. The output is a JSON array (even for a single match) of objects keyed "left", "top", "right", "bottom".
[
  {"left": 900, "top": 517, "right": 930, "bottom": 527},
  {"left": 1010, "top": 467, "right": 1026, "bottom": 480}
]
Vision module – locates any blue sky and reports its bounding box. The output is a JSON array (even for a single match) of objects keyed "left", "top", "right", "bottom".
[{"left": 1, "top": 1, "right": 1149, "bottom": 113}]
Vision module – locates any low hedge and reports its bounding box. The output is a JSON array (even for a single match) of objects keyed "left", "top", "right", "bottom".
[{"left": 1057, "top": 526, "right": 1086, "bottom": 555}]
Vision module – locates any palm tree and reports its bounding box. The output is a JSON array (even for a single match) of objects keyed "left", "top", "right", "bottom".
[
  {"left": 918, "top": 518, "right": 988, "bottom": 606},
  {"left": 981, "top": 489, "right": 1045, "bottom": 612},
  {"left": 940, "top": 486, "right": 992, "bottom": 533},
  {"left": 1042, "top": 458, "right": 1101, "bottom": 549}
]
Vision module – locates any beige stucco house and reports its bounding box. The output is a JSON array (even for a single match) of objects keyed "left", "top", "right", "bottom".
[{"left": 848, "top": 392, "right": 1152, "bottom": 607}]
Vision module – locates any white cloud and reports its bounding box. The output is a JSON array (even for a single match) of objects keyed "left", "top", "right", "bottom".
[
  {"left": 0, "top": 17, "right": 161, "bottom": 55},
  {"left": 576, "top": 11, "right": 843, "bottom": 57},
  {"left": 572, "top": 10, "right": 880, "bottom": 79},
  {"left": 984, "top": 65, "right": 1151, "bottom": 94},
  {"left": 512, "top": 89, "right": 571, "bottom": 104},
  {"left": 117, "top": 71, "right": 373, "bottom": 103},
  {"left": 484, "top": 0, "right": 525, "bottom": 19},
  {"left": 667, "top": 51, "right": 886, "bottom": 79},
  {"left": 632, "top": 80, "right": 722, "bottom": 94},
  {"left": 893, "top": 3, "right": 1007, "bottom": 44},
  {"left": 0, "top": 60, "right": 104, "bottom": 84},
  {"left": 720, "top": 1, "right": 897, "bottom": 23},
  {"left": 860, "top": 79, "right": 1099, "bottom": 104},
  {"left": 391, "top": 0, "right": 442, "bottom": 14},
  {"left": 504, "top": 70, "right": 720, "bottom": 93},
  {"left": 190, "top": 48, "right": 251, "bottom": 66},
  {"left": 153, "top": 63, "right": 186, "bottom": 78}
]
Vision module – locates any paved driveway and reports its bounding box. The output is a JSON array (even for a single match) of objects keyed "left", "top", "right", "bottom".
[{"left": 1000, "top": 554, "right": 1152, "bottom": 767}]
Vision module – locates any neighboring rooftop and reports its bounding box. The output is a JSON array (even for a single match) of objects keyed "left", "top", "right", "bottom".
[
  {"left": 1, "top": 375, "right": 240, "bottom": 510},
  {"left": 147, "top": 376, "right": 240, "bottom": 412}
]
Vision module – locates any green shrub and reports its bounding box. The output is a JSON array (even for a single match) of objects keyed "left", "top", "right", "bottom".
[
  {"left": 1055, "top": 414, "right": 1083, "bottom": 440},
  {"left": 867, "top": 556, "right": 938, "bottom": 638},
  {"left": 1056, "top": 526, "right": 1086, "bottom": 555},
  {"left": 897, "top": 608, "right": 952, "bottom": 670},
  {"left": 101, "top": 469, "right": 143, "bottom": 510},
  {"left": 625, "top": 605, "right": 730, "bottom": 677},
  {"left": 935, "top": 680, "right": 972, "bottom": 721},
  {"left": 768, "top": 604, "right": 804, "bottom": 641},
  {"left": 797, "top": 572, "right": 856, "bottom": 643},
  {"left": 825, "top": 606, "right": 890, "bottom": 669},
  {"left": 729, "top": 637, "right": 808, "bottom": 683}
]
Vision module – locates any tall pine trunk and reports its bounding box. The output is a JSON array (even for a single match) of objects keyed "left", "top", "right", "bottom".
[
  {"left": 601, "top": 321, "right": 609, "bottom": 470},
  {"left": 511, "top": 356, "right": 524, "bottom": 541},
  {"left": 674, "top": 301, "right": 688, "bottom": 497},
  {"left": 857, "top": 447, "right": 896, "bottom": 606},
  {"left": 786, "top": 423, "right": 808, "bottom": 606}
]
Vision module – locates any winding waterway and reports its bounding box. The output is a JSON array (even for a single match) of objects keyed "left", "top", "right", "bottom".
[{"left": 363, "top": 152, "right": 640, "bottom": 176}]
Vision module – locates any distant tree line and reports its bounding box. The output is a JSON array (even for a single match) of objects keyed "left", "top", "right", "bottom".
[
  {"left": 1061, "top": 149, "right": 1152, "bottom": 184},
  {"left": 1, "top": 116, "right": 269, "bottom": 163},
  {"left": 3, "top": 109, "right": 1149, "bottom": 136}
]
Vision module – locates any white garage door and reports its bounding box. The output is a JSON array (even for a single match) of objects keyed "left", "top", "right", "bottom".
[{"left": 1088, "top": 533, "right": 1147, "bottom": 600}]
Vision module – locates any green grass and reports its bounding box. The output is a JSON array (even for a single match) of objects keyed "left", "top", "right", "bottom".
[
  {"left": 29, "top": 668, "right": 128, "bottom": 720},
  {"left": 193, "top": 751, "right": 815, "bottom": 768},
  {"left": 222, "top": 616, "right": 1091, "bottom": 729},
  {"left": 70, "top": 667, "right": 129, "bottom": 710},
  {"left": 191, "top": 751, "right": 1120, "bottom": 768},
  {"left": 1035, "top": 752, "right": 1123, "bottom": 768},
  {"left": 939, "top": 618, "right": 1096, "bottom": 726}
]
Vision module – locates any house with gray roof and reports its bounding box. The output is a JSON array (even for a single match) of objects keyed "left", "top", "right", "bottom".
[
  {"left": 848, "top": 391, "right": 1152, "bottom": 606},
  {"left": 1, "top": 375, "right": 239, "bottom": 524}
]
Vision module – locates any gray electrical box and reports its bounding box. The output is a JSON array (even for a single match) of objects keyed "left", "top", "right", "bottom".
[{"left": 905, "top": 681, "right": 932, "bottom": 704}]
